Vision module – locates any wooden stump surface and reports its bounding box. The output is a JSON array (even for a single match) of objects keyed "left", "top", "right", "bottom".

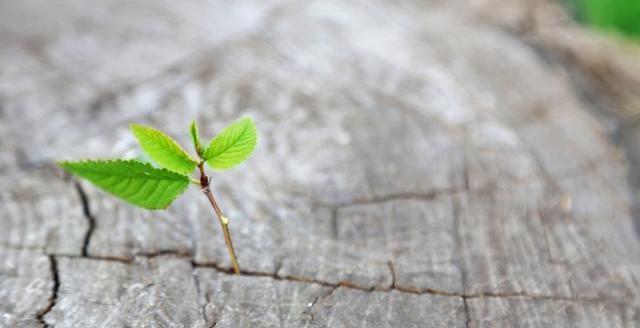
[{"left": 1, "top": 0, "right": 640, "bottom": 327}]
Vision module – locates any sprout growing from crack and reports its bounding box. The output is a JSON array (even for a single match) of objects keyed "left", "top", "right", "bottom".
[{"left": 58, "top": 117, "right": 257, "bottom": 274}]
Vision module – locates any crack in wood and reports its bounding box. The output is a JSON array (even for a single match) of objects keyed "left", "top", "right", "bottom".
[
  {"left": 135, "top": 249, "right": 194, "bottom": 259},
  {"left": 462, "top": 295, "right": 471, "bottom": 328},
  {"left": 191, "top": 260, "right": 621, "bottom": 306},
  {"left": 193, "top": 261, "right": 347, "bottom": 289},
  {"left": 303, "top": 285, "right": 339, "bottom": 323},
  {"left": 387, "top": 261, "right": 396, "bottom": 289},
  {"left": 73, "top": 181, "right": 95, "bottom": 257},
  {"left": 70, "top": 180, "right": 194, "bottom": 262},
  {"left": 9, "top": 164, "right": 633, "bottom": 325},
  {"left": 273, "top": 256, "right": 284, "bottom": 276},
  {"left": 35, "top": 255, "right": 59, "bottom": 327},
  {"left": 28, "top": 150, "right": 635, "bottom": 324},
  {"left": 302, "top": 297, "right": 317, "bottom": 322},
  {"left": 48, "top": 251, "right": 631, "bottom": 310}
]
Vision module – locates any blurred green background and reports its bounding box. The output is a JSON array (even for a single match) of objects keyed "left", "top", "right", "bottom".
[{"left": 571, "top": 0, "right": 640, "bottom": 40}]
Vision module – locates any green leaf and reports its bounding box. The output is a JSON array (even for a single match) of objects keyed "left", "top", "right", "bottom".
[
  {"left": 203, "top": 116, "right": 257, "bottom": 170},
  {"left": 190, "top": 120, "right": 204, "bottom": 157},
  {"left": 130, "top": 124, "right": 198, "bottom": 175},
  {"left": 58, "top": 159, "right": 190, "bottom": 210}
]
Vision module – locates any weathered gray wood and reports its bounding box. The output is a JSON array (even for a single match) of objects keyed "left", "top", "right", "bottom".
[
  {"left": 194, "top": 269, "right": 331, "bottom": 327},
  {"left": 308, "top": 288, "right": 466, "bottom": 328},
  {"left": 82, "top": 189, "right": 193, "bottom": 260},
  {"left": 44, "top": 256, "right": 204, "bottom": 327},
  {"left": 0, "top": 170, "right": 86, "bottom": 255},
  {"left": 0, "top": 249, "right": 53, "bottom": 328},
  {"left": 1, "top": 0, "right": 640, "bottom": 327},
  {"left": 467, "top": 296, "right": 637, "bottom": 328},
  {"left": 336, "top": 198, "right": 461, "bottom": 293}
]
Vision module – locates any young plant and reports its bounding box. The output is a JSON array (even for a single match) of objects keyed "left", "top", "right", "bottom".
[{"left": 58, "top": 117, "right": 257, "bottom": 274}]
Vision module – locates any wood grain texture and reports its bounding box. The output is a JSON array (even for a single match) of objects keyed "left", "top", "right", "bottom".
[
  {"left": 467, "top": 296, "right": 637, "bottom": 328},
  {"left": 194, "top": 269, "right": 331, "bottom": 327},
  {"left": 0, "top": 169, "right": 86, "bottom": 255},
  {"left": 308, "top": 288, "right": 466, "bottom": 328},
  {"left": 0, "top": 249, "right": 54, "bottom": 328},
  {"left": 82, "top": 190, "right": 194, "bottom": 261},
  {"left": 44, "top": 256, "right": 204, "bottom": 327},
  {"left": 1, "top": 0, "right": 640, "bottom": 326}
]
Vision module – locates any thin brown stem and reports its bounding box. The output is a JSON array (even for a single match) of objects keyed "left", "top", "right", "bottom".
[{"left": 198, "top": 163, "right": 240, "bottom": 274}]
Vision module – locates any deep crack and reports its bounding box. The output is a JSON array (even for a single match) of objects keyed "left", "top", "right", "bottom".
[
  {"left": 50, "top": 251, "right": 632, "bottom": 314},
  {"left": 135, "top": 249, "right": 193, "bottom": 259},
  {"left": 58, "top": 251, "right": 618, "bottom": 306},
  {"left": 73, "top": 181, "right": 95, "bottom": 257},
  {"left": 462, "top": 296, "right": 471, "bottom": 328},
  {"left": 43, "top": 161, "right": 637, "bottom": 319},
  {"left": 191, "top": 260, "right": 616, "bottom": 305},
  {"left": 36, "top": 255, "right": 59, "bottom": 327}
]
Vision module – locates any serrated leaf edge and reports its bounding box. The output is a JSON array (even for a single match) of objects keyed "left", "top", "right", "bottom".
[
  {"left": 58, "top": 159, "right": 190, "bottom": 181},
  {"left": 130, "top": 124, "right": 198, "bottom": 174},
  {"left": 203, "top": 117, "right": 257, "bottom": 169},
  {"left": 57, "top": 159, "right": 190, "bottom": 210}
]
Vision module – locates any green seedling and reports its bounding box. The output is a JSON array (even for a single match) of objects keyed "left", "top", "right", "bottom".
[{"left": 59, "top": 117, "right": 257, "bottom": 274}]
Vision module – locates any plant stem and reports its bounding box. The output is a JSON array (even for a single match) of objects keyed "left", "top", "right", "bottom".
[{"left": 198, "top": 163, "right": 240, "bottom": 274}]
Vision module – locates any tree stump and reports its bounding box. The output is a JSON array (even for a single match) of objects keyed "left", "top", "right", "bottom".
[{"left": 1, "top": 0, "right": 639, "bottom": 327}]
